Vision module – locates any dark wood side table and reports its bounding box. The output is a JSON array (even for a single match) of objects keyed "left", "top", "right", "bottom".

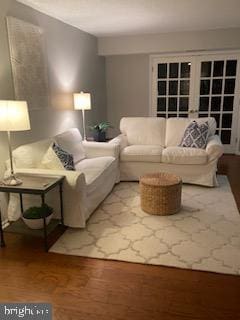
[{"left": 0, "top": 173, "right": 65, "bottom": 251}]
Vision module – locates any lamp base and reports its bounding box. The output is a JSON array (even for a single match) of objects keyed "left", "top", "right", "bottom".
[{"left": 3, "top": 174, "right": 22, "bottom": 186}]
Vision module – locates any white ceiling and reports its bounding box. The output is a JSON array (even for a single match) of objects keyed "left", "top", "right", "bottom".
[{"left": 18, "top": 0, "right": 240, "bottom": 37}]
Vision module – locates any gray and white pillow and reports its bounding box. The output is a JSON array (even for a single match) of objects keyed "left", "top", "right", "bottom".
[
  {"left": 52, "top": 142, "right": 75, "bottom": 170},
  {"left": 179, "top": 121, "right": 209, "bottom": 149}
]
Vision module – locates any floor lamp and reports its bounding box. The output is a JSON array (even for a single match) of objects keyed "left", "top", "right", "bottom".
[
  {"left": 0, "top": 100, "right": 31, "bottom": 186},
  {"left": 73, "top": 92, "right": 91, "bottom": 141}
]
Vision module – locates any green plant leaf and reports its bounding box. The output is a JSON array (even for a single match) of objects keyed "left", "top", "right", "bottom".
[
  {"left": 89, "top": 121, "right": 113, "bottom": 132},
  {"left": 23, "top": 204, "right": 53, "bottom": 219}
]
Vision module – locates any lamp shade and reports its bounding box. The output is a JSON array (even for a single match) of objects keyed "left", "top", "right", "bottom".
[
  {"left": 0, "top": 100, "right": 30, "bottom": 131},
  {"left": 74, "top": 92, "right": 91, "bottom": 110}
]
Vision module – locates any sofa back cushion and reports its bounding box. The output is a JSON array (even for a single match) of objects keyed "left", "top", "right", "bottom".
[
  {"left": 12, "top": 138, "right": 53, "bottom": 169},
  {"left": 54, "top": 128, "right": 85, "bottom": 164},
  {"left": 120, "top": 117, "right": 166, "bottom": 146},
  {"left": 165, "top": 117, "right": 216, "bottom": 147}
]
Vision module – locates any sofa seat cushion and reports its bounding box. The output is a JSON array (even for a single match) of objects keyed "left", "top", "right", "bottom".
[
  {"left": 162, "top": 146, "right": 207, "bottom": 165},
  {"left": 75, "top": 156, "right": 116, "bottom": 195},
  {"left": 121, "top": 145, "right": 163, "bottom": 162}
]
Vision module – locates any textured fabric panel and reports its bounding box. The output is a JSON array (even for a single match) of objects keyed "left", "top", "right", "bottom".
[
  {"left": 162, "top": 146, "right": 208, "bottom": 165},
  {"left": 120, "top": 145, "right": 163, "bottom": 162},
  {"left": 120, "top": 117, "right": 166, "bottom": 146},
  {"left": 179, "top": 121, "right": 209, "bottom": 149},
  {"left": 165, "top": 117, "right": 216, "bottom": 147},
  {"left": 54, "top": 128, "right": 85, "bottom": 163},
  {"left": 53, "top": 143, "right": 75, "bottom": 170}
]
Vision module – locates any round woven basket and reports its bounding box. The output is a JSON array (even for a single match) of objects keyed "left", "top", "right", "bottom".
[{"left": 140, "top": 172, "right": 182, "bottom": 215}]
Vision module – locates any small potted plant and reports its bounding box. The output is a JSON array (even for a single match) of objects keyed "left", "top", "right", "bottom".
[
  {"left": 89, "top": 121, "right": 112, "bottom": 142},
  {"left": 22, "top": 204, "right": 53, "bottom": 230}
]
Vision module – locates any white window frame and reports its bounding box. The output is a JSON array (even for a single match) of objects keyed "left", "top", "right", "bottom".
[{"left": 149, "top": 50, "right": 240, "bottom": 154}]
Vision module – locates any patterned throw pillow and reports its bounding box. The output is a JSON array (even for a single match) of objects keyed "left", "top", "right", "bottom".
[
  {"left": 52, "top": 143, "right": 75, "bottom": 170},
  {"left": 179, "top": 121, "right": 209, "bottom": 149}
]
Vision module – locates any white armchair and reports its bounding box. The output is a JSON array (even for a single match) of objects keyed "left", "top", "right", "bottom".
[{"left": 5, "top": 129, "right": 120, "bottom": 228}]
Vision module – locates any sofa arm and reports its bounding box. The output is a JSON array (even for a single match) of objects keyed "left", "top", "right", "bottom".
[
  {"left": 206, "top": 135, "right": 224, "bottom": 162},
  {"left": 10, "top": 168, "right": 86, "bottom": 188},
  {"left": 109, "top": 134, "right": 128, "bottom": 150},
  {"left": 82, "top": 141, "right": 119, "bottom": 158}
]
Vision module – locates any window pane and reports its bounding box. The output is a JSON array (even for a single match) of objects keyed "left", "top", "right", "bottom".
[
  {"left": 198, "top": 113, "right": 208, "bottom": 118},
  {"left": 223, "top": 96, "right": 234, "bottom": 111},
  {"left": 179, "top": 97, "right": 189, "bottom": 111},
  {"left": 212, "top": 79, "right": 222, "bottom": 94},
  {"left": 158, "top": 81, "right": 166, "bottom": 95},
  {"left": 180, "top": 80, "right": 189, "bottom": 95},
  {"left": 169, "top": 63, "right": 179, "bottom": 78},
  {"left": 211, "top": 96, "right": 221, "bottom": 111},
  {"left": 200, "top": 80, "right": 210, "bottom": 95},
  {"left": 168, "top": 97, "right": 177, "bottom": 111},
  {"left": 179, "top": 113, "right": 188, "bottom": 118},
  {"left": 169, "top": 81, "right": 178, "bottom": 95},
  {"left": 213, "top": 60, "right": 224, "bottom": 77},
  {"left": 157, "top": 98, "right": 166, "bottom": 112},
  {"left": 224, "top": 79, "right": 235, "bottom": 94},
  {"left": 158, "top": 63, "right": 167, "bottom": 79},
  {"left": 226, "top": 60, "right": 237, "bottom": 76},
  {"left": 210, "top": 113, "right": 220, "bottom": 127},
  {"left": 201, "top": 61, "right": 211, "bottom": 77},
  {"left": 221, "top": 130, "right": 231, "bottom": 144},
  {"left": 199, "top": 97, "right": 209, "bottom": 111},
  {"left": 181, "top": 63, "right": 190, "bottom": 78},
  {"left": 222, "top": 114, "right": 232, "bottom": 128}
]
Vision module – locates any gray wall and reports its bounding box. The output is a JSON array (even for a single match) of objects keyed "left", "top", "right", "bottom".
[
  {"left": 99, "top": 28, "right": 240, "bottom": 55},
  {"left": 0, "top": 0, "right": 107, "bottom": 177},
  {"left": 106, "top": 55, "right": 149, "bottom": 137}
]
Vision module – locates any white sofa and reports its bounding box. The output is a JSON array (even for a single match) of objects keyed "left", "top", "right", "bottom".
[
  {"left": 110, "top": 117, "right": 224, "bottom": 187},
  {"left": 6, "top": 128, "right": 119, "bottom": 228}
]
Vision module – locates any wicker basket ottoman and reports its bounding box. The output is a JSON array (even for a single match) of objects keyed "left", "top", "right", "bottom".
[{"left": 140, "top": 172, "right": 182, "bottom": 215}]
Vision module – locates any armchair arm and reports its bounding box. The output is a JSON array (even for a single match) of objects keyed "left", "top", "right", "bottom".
[
  {"left": 109, "top": 134, "right": 128, "bottom": 150},
  {"left": 206, "top": 135, "right": 224, "bottom": 162},
  {"left": 82, "top": 141, "right": 119, "bottom": 159}
]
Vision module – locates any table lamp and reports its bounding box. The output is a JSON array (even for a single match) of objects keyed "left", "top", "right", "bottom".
[
  {"left": 0, "top": 100, "right": 31, "bottom": 186},
  {"left": 74, "top": 92, "right": 91, "bottom": 140}
]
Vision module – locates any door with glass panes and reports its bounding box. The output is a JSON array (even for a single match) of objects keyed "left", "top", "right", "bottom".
[{"left": 151, "top": 54, "right": 240, "bottom": 153}]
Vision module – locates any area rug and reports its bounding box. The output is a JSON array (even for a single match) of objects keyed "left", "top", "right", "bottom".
[{"left": 50, "top": 176, "right": 240, "bottom": 275}]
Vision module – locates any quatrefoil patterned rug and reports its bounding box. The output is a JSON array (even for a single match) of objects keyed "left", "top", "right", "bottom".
[{"left": 50, "top": 176, "right": 240, "bottom": 275}]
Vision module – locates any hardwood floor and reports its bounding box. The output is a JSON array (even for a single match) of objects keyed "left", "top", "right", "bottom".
[{"left": 1, "top": 155, "right": 240, "bottom": 320}]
